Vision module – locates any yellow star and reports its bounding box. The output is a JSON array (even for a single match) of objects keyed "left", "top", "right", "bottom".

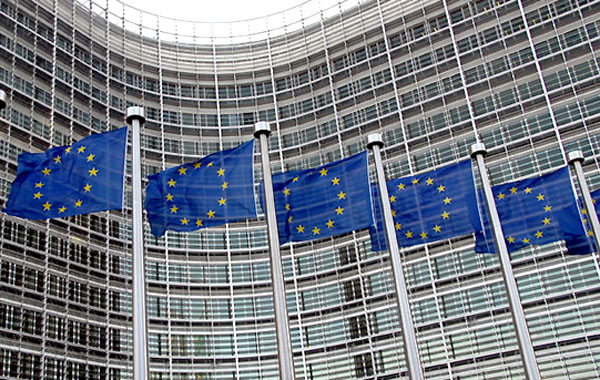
[
  {"left": 412, "top": 178, "right": 419, "bottom": 185},
  {"left": 443, "top": 197, "right": 452, "bottom": 205},
  {"left": 74, "top": 200, "right": 82, "bottom": 207},
  {"left": 312, "top": 227, "right": 321, "bottom": 235},
  {"left": 86, "top": 154, "right": 95, "bottom": 162},
  {"left": 42, "top": 167, "right": 51, "bottom": 176},
  {"left": 178, "top": 167, "right": 187, "bottom": 175},
  {"left": 395, "top": 222, "right": 402, "bottom": 230},
  {"left": 168, "top": 179, "right": 176, "bottom": 187},
  {"left": 77, "top": 146, "right": 86, "bottom": 154},
  {"left": 288, "top": 216, "right": 293, "bottom": 223},
  {"left": 58, "top": 206, "right": 66, "bottom": 213},
  {"left": 524, "top": 187, "right": 532, "bottom": 194},
  {"left": 390, "top": 195, "right": 397, "bottom": 203},
  {"left": 522, "top": 238, "right": 530, "bottom": 244},
  {"left": 217, "top": 168, "right": 225, "bottom": 177},
  {"left": 433, "top": 225, "right": 441, "bottom": 233},
  {"left": 398, "top": 183, "right": 406, "bottom": 190},
  {"left": 42, "top": 201, "right": 51, "bottom": 211},
  {"left": 332, "top": 177, "right": 340, "bottom": 186},
  {"left": 222, "top": 182, "right": 228, "bottom": 190},
  {"left": 582, "top": 208, "right": 588, "bottom": 215},
  {"left": 180, "top": 218, "right": 189, "bottom": 225},
  {"left": 426, "top": 178, "right": 434, "bottom": 185},
  {"left": 584, "top": 219, "right": 588, "bottom": 224},
  {"left": 319, "top": 168, "right": 328, "bottom": 176},
  {"left": 65, "top": 147, "right": 72, "bottom": 154},
  {"left": 420, "top": 232, "right": 428, "bottom": 239},
  {"left": 284, "top": 188, "right": 290, "bottom": 196},
  {"left": 170, "top": 205, "right": 179, "bottom": 214},
  {"left": 391, "top": 210, "right": 397, "bottom": 217},
  {"left": 535, "top": 230, "right": 543, "bottom": 238},
  {"left": 33, "top": 192, "right": 42, "bottom": 199},
  {"left": 497, "top": 193, "right": 505, "bottom": 200},
  {"left": 207, "top": 161, "right": 214, "bottom": 167},
  {"left": 53, "top": 155, "right": 61, "bottom": 164},
  {"left": 89, "top": 167, "right": 98, "bottom": 176},
  {"left": 84, "top": 183, "right": 92, "bottom": 192},
  {"left": 218, "top": 198, "right": 226, "bottom": 206},
  {"left": 292, "top": 177, "right": 299, "bottom": 182},
  {"left": 196, "top": 219, "right": 203, "bottom": 227},
  {"left": 442, "top": 211, "right": 450, "bottom": 219},
  {"left": 35, "top": 182, "right": 43, "bottom": 188},
  {"left": 193, "top": 162, "right": 201, "bottom": 169},
  {"left": 405, "top": 231, "right": 413, "bottom": 238},
  {"left": 544, "top": 205, "right": 551, "bottom": 212},
  {"left": 507, "top": 236, "right": 515, "bottom": 243},
  {"left": 326, "top": 220, "right": 334, "bottom": 228},
  {"left": 589, "top": 230, "right": 594, "bottom": 237},
  {"left": 510, "top": 187, "right": 518, "bottom": 194},
  {"left": 166, "top": 193, "right": 174, "bottom": 201},
  {"left": 537, "top": 193, "right": 545, "bottom": 201},
  {"left": 335, "top": 206, "right": 344, "bottom": 215},
  {"left": 285, "top": 203, "right": 290, "bottom": 211},
  {"left": 542, "top": 217, "right": 551, "bottom": 225},
  {"left": 338, "top": 191, "right": 347, "bottom": 200},
  {"left": 296, "top": 225, "right": 305, "bottom": 233},
  {"left": 207, "top": 210, "right": 215, "bottom": 218},
  {"left": 437, "top": 185, "right": 445, "bottom": 192}
]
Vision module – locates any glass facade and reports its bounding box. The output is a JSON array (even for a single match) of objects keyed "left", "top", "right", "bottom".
[{"left": 0, "top": 0, "right": 600, "bottom": 378}]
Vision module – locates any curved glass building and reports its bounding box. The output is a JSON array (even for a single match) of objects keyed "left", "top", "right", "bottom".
[{"left": 1, "top": 0, "right": 600, "bottom": 378}]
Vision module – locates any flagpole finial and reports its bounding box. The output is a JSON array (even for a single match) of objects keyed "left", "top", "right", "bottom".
[
  {"left": 367, "top": 133, "right": 384, "bottom": 149},
  {"left": 254, "top": 121, "right": 271, "bottom": 138},
  {"left": 0, "top": 89, "right": 6, "bottom": 110},
  {"left": 567, "top": 150, "right": 584, "bottom": 164},
  {"left": 126, "top": 106, "right": 145, "bottom": 124},
  {"left": 470, "top": 143, "right": 487, "bottom": 158}
]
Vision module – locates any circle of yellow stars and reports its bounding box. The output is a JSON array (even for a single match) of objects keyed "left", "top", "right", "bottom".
[
  {"left": 391, "top": 176, "right": 450, "bottom": 241},
  {"left": 288, "top": 167, "right": 346, "bottom": 237},
  {"left": 35, "top": 143, "right": 96, "bottom": 215},
  {"left": 496, "top": 186, "right": 552, "bottom": 245},
  {"left": 164, "top": 160, "right": 228, "bottom": 229}
]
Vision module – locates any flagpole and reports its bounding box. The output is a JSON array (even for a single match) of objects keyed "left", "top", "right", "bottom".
[
  {"left": 0, "top": 89, "right": 6, "bottom": 110},
  {"left": 254, "top": 122, "right": 295, "bottom": 380},
  {"left": 470, "top": 143, "right": 541, "bottom": 380},
  {"left": 127, "top": 106, "right": 150, "bottom": 380},
  {"left": 367, "top": 133, "right": 424, "bottom": 380},
  {"left": 568, "top": 151, "right": 600, "bottom": 247}
]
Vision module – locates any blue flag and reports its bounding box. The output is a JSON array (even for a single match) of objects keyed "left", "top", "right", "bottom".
[
  {"left": 4, "top": 127, "right": 127, "bottom": 219},
  {"left": 475, "top": 167, "right": 591, "bottom": 254},
  {"left": 369, "top": 160, "right": 481, "bottom": 251},
  {"left": 145, "top": 140, "right": 256, "bottom": 237},
  {"left": 263, "top": 152, "right": 373, "bottom": 245}
]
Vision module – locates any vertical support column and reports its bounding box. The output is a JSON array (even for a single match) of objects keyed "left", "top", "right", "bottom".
[
  {"left": 470, "top": 143, "right": 541, "bottom": 380},
  {"left": 0, "top": 89, "right": 6, "bottom": 110},
  {"left": 254, "top": 122, "right": 295, "bottom": 380},
  {"left": 127, "top": 106, "right": 150, "bottom": 380},
  {"left": 367, "top": 133, "right": 424, "bottom": 380},
  {"left": 568, "top": 151, "right": 600, "bottom": 247}
]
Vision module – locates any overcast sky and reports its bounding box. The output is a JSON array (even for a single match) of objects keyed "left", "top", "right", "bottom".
[{"left": 120, "top": 0, "right": 307, "bottom": 22}]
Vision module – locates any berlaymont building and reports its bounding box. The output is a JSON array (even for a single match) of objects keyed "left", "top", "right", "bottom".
[{"left": 0, "top": 0, "right": 600, "bottom": 379}]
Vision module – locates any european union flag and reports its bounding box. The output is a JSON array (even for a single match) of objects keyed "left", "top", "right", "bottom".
[
  {"left": 475, "top": 167, "right": 591, "bottom": 254},
  {"left": 369, "top": 160, "right": 481, "bottom": 251},
  {"left": 264, "top": 152, "right": 372, "bottom": 245},
  {"left": 145, "top": 140, "right": 256, "bottom": 237},
  {"left": 4, "top": 127, "right": 127, "bottom": 219}
]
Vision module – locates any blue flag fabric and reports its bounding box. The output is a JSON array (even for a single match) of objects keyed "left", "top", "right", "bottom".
[
  {"left": 4, "top": 127, "right": 127, "bottom": 219},
  {"left": 145, "top": 140, "right": 256, "bottom": 237},
  {"left": 369, "top": 160, "right": 481, "bottom": 251},
  {"left": 475, "top": 166, "right": 591, "bottom": 254},
  {"left": 263, "top": 151, "right": 373, "bottom": 245}
]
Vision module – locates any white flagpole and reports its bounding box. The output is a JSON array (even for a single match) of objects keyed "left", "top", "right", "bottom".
[
  {"left": 127, "top": 106, "right": 150, "bottom": 380},
  {"left": 470, "top": 143, "right": 541, "bottom": 380},
  {"left": 366, "top": 133, "right": 424, "bottom": 380},
  {"left": 568, "top": 151, "right": 600, "bottom": 248},
  {"left": 254, "top": 122, "right": 295, "bottom": 380}
]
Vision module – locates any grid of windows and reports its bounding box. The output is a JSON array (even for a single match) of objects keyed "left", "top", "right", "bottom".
[{"left": 0, "top": 0, "right": 599, "bottom": 379}]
